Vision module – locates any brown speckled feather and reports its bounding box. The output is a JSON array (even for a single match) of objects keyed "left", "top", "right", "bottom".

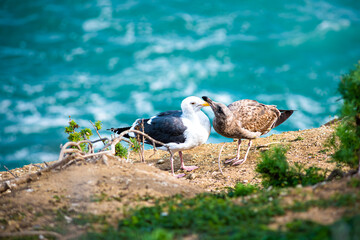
[
  {"left": 228, "top": 99, "right": 280, "bottom": 135},
  {"left": 202, "top": 95, "right": 293, "bottom": 164}
]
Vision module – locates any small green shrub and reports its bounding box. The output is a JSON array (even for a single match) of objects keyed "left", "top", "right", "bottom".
[
  {"left": 130, "top": 137, "right": 141, "bottom": 153},
  {"left": 293, "top": 136, "right": 304, "bottom": 141},
  {"left": 64, "top": 117, "right": 93, "bottom": 152},
  {"left": 256, "top": 146, "right": 295, "bottom": 187},
  {"left": 64, "top": 118, "right": 142, "bottom": 159},
  {"left": 228, "top": 183, "right": 259, "bottom": 197},
  {"left": 256, "top": 145, "right": 326, "bottom": 188},
  {"left": 115, "top": 143, "right": 128, "bottom": 158},
  {"left": 290, "top": 163, "right": 328, "bottom": 187},
  {"left": 331, "top": 62, "right": 360, "bottom": 170},
  {"left": 348, "top": 177, "right": 360, "bottom": 188},
  {"left": 142, "top": 228, "right": 174, "bottom": 240},
  {"left": 94, "top": 120, "right": 102, "bottom": 131},
  {"left": 72, "top": 213, "right": 107, "bottom": 226}
]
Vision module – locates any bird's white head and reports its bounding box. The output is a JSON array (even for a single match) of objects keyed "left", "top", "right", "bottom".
[{"left": 181, "top": 96, "right": 210, "bottom": 113}]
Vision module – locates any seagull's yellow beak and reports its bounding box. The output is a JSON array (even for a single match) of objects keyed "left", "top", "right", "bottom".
[{"left": 202, "top": 102, "right": 210, "bottom": 107}]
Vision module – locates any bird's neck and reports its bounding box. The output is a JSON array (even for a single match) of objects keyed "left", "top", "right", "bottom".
[
  {"left": 182, "top": 108, "right": 197, "bottom": 120},
  {"left": 213, "top": 113, "right": 235, "bottom": 134}
]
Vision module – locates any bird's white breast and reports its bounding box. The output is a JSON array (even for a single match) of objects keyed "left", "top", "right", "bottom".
[
  {"left": 182, "top": 111, "right": 210, "bottom": 146},
  {"left": 163, "top": 111, "right": 210, "bottom": 152}
]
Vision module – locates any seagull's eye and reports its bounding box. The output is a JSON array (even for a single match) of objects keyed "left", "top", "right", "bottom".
[{"left": 191, "top": 102, "right": 195, "bottom": 105}]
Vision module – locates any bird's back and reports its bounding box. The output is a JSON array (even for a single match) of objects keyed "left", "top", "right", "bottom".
[{"left": 228, "top": 99, "right": 280, "bottom": 135}]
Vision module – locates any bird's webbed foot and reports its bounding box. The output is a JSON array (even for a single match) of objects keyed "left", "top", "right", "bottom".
[
  {"left": 181, "top": 165, "right": 199, "bottom": 172},
  {"left": 224, "top": 157, "right": 239, "bottom": 164},
  {"left": 175, "top": 173, "right": 186, "bottom": 178},
  {"left": 232, "top": 159, "right": 246, "bottom": 166}
]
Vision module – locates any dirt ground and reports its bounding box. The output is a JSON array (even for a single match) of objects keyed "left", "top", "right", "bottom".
[{"left": 0, "top": 122, "right": 354, "bottom": 238}]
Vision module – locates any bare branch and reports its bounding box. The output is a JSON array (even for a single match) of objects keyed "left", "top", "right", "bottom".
[
  {"left": 256, "top": 142, "right": 282, "bottom": 149},
  {"left": 3, "top": 165, "right": 17, "bottom": 178},
  {"left": 110, "top": 129, "right": 169, "bottom": 152},
  {"left": 140, "top": 119, "right": 145, "bottom": 162},
  {"left": 89, "top": 120, "right": 106, "bottom": 146},
  {"left": 149, "top": 142, "right": 158, "bottom": 158},
  {"left": 91, "top": 138, "right": 110, "bottom": 144},
  {"left": 218, "top": 143, "right": 226, "bottom": 176},
  {"left": 33, "top": 164, "right": 43, "bottom": 170},
  {"left": 126, "top": 144, "right": 132, "bottom": 163}
]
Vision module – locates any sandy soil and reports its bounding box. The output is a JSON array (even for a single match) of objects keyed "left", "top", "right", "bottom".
[{"left": 0, "top": 122, "right": 354, "bottom": 238}]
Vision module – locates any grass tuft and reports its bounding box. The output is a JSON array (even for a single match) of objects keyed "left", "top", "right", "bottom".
[{"left": 256, "top": 145, "right": 326, "bottom": 188}]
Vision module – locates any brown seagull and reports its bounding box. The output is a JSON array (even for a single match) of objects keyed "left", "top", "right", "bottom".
[{"left": 202, "top": 96, "right": 294, "bottom": 165}]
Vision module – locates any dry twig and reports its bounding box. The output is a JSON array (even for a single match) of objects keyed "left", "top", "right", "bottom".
[
  {"left": 89, "top": 120, "right": 106, "bottom": 146},
  {"left": 3, "top": 165, "right": 17, "bottom": 178},
  {"left": 256, "top": 142, "right": 282, "bottom": 149},
  {"left": 218, "top": 143, "right": 226, "bottom": 175}
]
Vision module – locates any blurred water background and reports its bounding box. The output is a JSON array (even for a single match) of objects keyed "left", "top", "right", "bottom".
[{"left": 1, "top": 0, "right": 360, "bottom": 169}]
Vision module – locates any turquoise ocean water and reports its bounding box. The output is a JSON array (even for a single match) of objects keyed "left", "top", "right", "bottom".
[{"left": 1, "top": 0, "right": 360, "bottom": 169}]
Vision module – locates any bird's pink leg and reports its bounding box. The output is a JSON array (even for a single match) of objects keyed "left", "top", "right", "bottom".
[
  {"left": 225, "top": 139, "right": 242, "bottom": 164},
  {"left": 232, "top": 140, "right": 252, "bottom": 166},
  {"left": 179, "top": 151, "right": 198, "bottom": 172},
  {"left": 169, "top": 151, "right": 185, "bottom": 178},
  {"left": 170, "top": 151, "right": 175, "bottom": 176}
]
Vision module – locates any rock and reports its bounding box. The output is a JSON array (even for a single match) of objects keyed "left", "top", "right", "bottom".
[
  {"left": 157, "top": 159, "right": 165, "bottom": 164},
  {"left": 64, "top": 215, "right": 72, "bottom": 224},
  {"left": 187, "top": 173, "right": 198, "bottom": 180},
  {"left": 102, "top": 155, "right": 109, "bottom": 166}
]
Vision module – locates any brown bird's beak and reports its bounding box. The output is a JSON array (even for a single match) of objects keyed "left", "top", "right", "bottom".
[{"left": 202, "top": 96, "right": 213, "bottom": 105}]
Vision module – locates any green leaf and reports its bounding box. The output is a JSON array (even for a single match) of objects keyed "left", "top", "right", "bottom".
[
  {"left": 115, "top": 143, "right": 128, "bottom": 158},
  {"left": 95, "top": 121, "right": 102, "bottom": 131},
  {"left": 80, "top": 128, "right": 93, "bottom": 139},
  {"left": 130, "top": 138, "right": 141, "bottom": 153}
]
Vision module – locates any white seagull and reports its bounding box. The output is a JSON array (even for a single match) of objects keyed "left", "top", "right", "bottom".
[{"left": 109, "top": 96, "right": 211, "bottom": 177}]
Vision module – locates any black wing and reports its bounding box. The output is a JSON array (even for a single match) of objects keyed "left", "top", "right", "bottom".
[
  {"left": 140, "top": 110, "right": 186, "bottom": 146},
  {"left": 109, "top": 110, "right": 187, "bottom": 147}
]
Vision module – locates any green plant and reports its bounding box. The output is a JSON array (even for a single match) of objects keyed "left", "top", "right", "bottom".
[
  {"left": 348, "top": 177, "right": 360, "bottom": 188},
  {"left": 115, "top": 143, "right": 128, "bottom": 158},
  {"left": 256, "top": 145, "right": 326, "bottom": 188},
  {"left": 72, "top": 213, "right": 107, "bottom": 226},
  {"left": 91, "top": 192, "right": 109, "bottom": 202},
  {"left": 256, "top": 145, "right": 295, "bottom": 187},
  {"left": 64, "top": 118, "right": 143, "bottom": 160},
  {"left": 94, "top": 120, "right": 102, "bottom": 131},
  {"left": 130, "top": 137, "right": 141, "bottom": 153},
  {"left": 293, "top": 136, "right": 304, "bottom": 141},
  {"left": 331, "top": 62, "right": 360, "bottom": 170},
  {"left": 82, "top": 187, "right": 360, "bottom": 240},
  {"left": 301, "top": 165, "right": 327, "bottom": 186},
  {"left": 228, "top": 183, "right": 259, "bottom": 197},
  {"left": 142, "top": 228, "right": 174, "bottom": 240},
  {"left": 64, "top": 117, "right": 93, "bottom": 152}
]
